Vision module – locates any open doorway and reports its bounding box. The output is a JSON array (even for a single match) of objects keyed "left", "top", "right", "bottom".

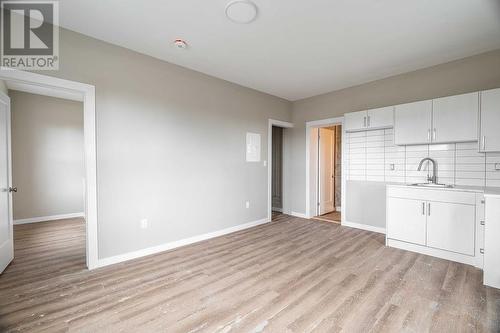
[
  {"left": 306, "top": 117, "right": 344, "bottom": 223},
  {"left": 314, "top": 126, "right": 342, "bottom": 223},
  {"left": 268, "top": 119, "right": 293, "bottom": 221},
  {"left": 0, "top": 69, "right": 97, "bottom": 274},
  {"left": 9, "top": 89, "right": 86, "bottom": 276}
]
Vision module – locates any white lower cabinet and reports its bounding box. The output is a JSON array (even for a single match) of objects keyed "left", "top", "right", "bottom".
[
  {"left": 386, "top": 186, "right": 481, "bottom": 267},
  {"left": 426, "top": 201, "right": 475, "bottom": 256},
  {"left": 387, "top": 198, "right": 426, "bottom": 246}
]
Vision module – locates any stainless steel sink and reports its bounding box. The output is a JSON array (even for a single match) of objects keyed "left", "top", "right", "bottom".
[{"left": 409, "top": 183, "right": 454, "bottom": 188}]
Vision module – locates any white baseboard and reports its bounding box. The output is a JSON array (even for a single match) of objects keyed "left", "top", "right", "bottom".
[
  {"left": 14, "top": 212, "right": 85, "bottom": 225},
  {"left": 290, "top": 211, "right": 307, "bottom": 219},
  {"left": 342, "top": 221, "right": 386, "bottom": 234},
  {"left": 96, "top": 217, "right": 270, "bottom": 269},
  {"left": 387, "top": 239, "right": 477, "bottom": 267},
  {"left": 272, "top": 207, "right": 283, "bottom": 212}
]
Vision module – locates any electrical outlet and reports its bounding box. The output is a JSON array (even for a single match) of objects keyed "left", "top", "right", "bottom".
[
  {"left": 140, "top": 219, "right": 148, "bottom": 229},
  {"left": 389, "top": 163, "right": 395, "bottom": 171},
  {"left": 246, "top": 201, "right": 250, "bottom": 209}
]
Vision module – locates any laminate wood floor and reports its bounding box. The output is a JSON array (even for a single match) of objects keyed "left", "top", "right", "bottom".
[{"left": 1, "top": 215, "right": 499, "bottom": 332}]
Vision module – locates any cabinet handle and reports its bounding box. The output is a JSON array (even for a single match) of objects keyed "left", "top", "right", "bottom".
[
  {"left": 427, "top": 129, "right": 431, "bottom": 142},
  {"left": 367, "top": 116, "right": 371, "bottom": 127},
  {"left": 482, "top": 136, "right": 486, "bottom": 150},
  {"left": 428, "top": 203, "right": 431, "bottom": 216},
  {"left": 364, "top": 116, "right": 367, "bottom": 127},
  {"left": 433, "top": 129, "right": 436, "bottom": 141},
  {"left": 422, "top": 202, "right": 425, "bottom": 215}
]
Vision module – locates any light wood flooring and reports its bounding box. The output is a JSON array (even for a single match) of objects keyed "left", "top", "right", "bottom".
[
  {"left": 1, "top": 214, "right": 499, "bottom": 332},
  {"left": 314, "top": 211, "right": 341, "bottom": 223}
]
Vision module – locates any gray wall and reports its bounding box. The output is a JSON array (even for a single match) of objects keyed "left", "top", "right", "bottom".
[
  {"left": 290, "top": 49, "right": 500, "bottom": 216},
  {"left": 0, "top": 80, "right": 7, "bottom": 95},
  {"left": 11, "top": 91, "right": 84, "bottom": 220},
  {"left": 39, "top": 29, "right": 291, "bottom": 259}
]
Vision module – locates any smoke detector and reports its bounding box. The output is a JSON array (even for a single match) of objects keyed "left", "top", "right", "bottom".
[
  {"left": 225, "top": 0, "right": 258, "bottom": 24},
  {"left": 173, "top": 39, "right": 188, "bottom": 49}
]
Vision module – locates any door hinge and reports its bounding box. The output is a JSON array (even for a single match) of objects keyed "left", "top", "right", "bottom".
[
  {"left": 480, "top": 248, "right": 484, "bottom": 254},
  {"left": 480, "top": 220, "right": 485, "bottom": 226}
]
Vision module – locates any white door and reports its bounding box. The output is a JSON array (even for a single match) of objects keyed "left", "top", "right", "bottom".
[
  {"left": 480, "top": 88, "right": 500, "bottom": 152},
  {"left": 426, "top": 201, "right": 475, "bottom": 256},
  {"left": 344, "top": 111, "right": 367, "bottom": 132},
  {"left": 432, "top": 92, "right": 479, "bottom": 143},
  {"left": 394, "top": 100, "right": 432, "bottom": 145},
  {"left": 367, "top": 106, "right": 394, "bottom": 129},
  {"left": 387, "top": 197, "right": 426, "bottom": 245},
  {"left": 0, "top": 92, "right": 13, "bottom": 274},
  {"left": 318, "top": 128, "right": 334, "bottom": 215}
]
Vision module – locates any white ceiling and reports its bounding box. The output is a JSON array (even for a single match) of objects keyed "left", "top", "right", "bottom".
[{"left": 59, "top": 0, "right": 500, "bottom": 101}]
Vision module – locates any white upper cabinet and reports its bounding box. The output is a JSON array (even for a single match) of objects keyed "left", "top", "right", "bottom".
[
  {"left": 480, "top": 88, "right": 500, "bottom": 152},
  {"left": 394, "top": 100, "right": 432, "bottom": 145},
  {"left": 344, "top": 110, "right": 368, "bottom": 132},
  {"left": 432, "top": 92, "right": 479, "bottom": 144},
  {"left": 344, "top": 107, "right": 393, "bottom": 132},
  {"left": 367, "top": 106, "right": 394, "bottom": 129}
]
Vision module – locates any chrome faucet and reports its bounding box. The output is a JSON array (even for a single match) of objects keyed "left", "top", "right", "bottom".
[{"left": 417, "top": 157, "right": 437, "bottom": 184}]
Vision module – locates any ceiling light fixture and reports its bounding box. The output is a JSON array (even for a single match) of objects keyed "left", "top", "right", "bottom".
[
  {"left": 225, "top": 0, "right": 258, "bottom": 24},
  {"left": 173, "top": 39, "right": 188, "bottom": 49}
]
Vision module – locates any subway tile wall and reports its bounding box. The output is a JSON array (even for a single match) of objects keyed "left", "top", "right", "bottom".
[{"left": 345, "top": 129, "right": 500, "bottom": 187}]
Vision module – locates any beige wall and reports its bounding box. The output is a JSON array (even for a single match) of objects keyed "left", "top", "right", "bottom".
[
  {"left": 290, "top": 49, "right": 500, "bottom": 214},
  {"left": 36, "top": 29, "right": 291, "bottom": 259},
  {"left": 11, "top": 91, "right": 84, "bottom": 220}
]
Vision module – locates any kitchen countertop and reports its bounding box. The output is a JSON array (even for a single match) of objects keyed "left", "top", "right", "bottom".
[{"left": 387, "top": 183, "right": 500, "bottom": 196}]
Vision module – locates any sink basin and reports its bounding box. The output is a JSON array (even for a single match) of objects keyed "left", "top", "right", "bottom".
[{"left": 409, "top": 183, "right": 454, "bottom": 188}]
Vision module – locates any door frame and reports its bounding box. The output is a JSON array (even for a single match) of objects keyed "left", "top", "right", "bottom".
[
  {"left": 305, "top": 116, "right": 345, "bottom": 220},
  {"left": 268, "top": 119, "right": 293, "bottom": 221},
  {"left": 0, "top": 68, "right": 98, "bottom": 270}
]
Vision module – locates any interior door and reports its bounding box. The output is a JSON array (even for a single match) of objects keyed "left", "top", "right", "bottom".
[
  {"left": 0, "top": 91, "right": 13, "bottom": 274},
  {"left": 318, "top": 128, "right": 334, "bottom": 215}
]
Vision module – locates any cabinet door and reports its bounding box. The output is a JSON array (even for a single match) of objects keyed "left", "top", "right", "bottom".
[
  {"left": 394, "top": 100, "right": 432, "bottom": 145},
  {"left": 426, "top": 202, "right": 475, "bottom": 256},
  {"left": 480, "top": 88, "right": 500, "bottom": 152},
  {"left": 432, "top": 92, "right": 479, "bottom": 143},
  {"left": 344, "top": 111, "right": 367, "bottom": 132},
  {"left": 367, "top": 106, "right": 394, "bottom": 129},
  {"left": 387, "top": 197, "right": 426, "bottom": 245}
]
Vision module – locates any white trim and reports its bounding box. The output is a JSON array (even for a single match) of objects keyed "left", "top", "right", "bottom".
[
  {"left": 387, "top": 239, "right": 476, "bottom": 266},
  {"left": 268, "top": 119, "right": 294, "bottom": 222},
  {"left": 14, "top": 212, "right": 85, "bottom": 225},
  {"left": 305, "top": 117, "right": 345, "bottom": 221},
  {"left": 96, "top": 217, "right": 270, "bottom": 268},
  {"left": 0, "top": 68, "right": 98, "bottom": 270},
  {"left": 290, "top": 211, "right": 308, "bottom": 219},
  {"left": 342, "top": 221, "right": 386, "bottom": 234}
]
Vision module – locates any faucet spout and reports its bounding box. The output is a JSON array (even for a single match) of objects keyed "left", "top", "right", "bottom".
[{"left": 417, "top": 157, "right": 437, "bottom": 184}]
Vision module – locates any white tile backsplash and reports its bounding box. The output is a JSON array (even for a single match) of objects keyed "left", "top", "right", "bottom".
[{"left": 346, "top": 129, "right": 500, "bottom": 187}]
